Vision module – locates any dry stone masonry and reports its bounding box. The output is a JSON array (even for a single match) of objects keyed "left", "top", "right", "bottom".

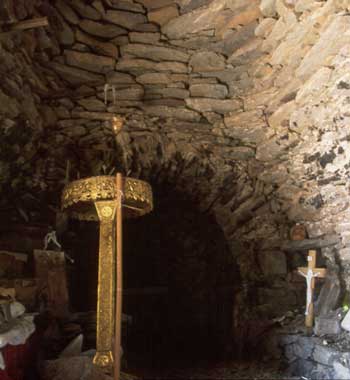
[{"left": 2, "top": 0, "right": 350, "bottom": 372}]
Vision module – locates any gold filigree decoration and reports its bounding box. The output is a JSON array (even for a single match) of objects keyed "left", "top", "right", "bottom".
[
  {"left": 93, "top": 201, "right": 116, "bottom": 368},
  {"left": 61, "top": 175, "right": 153, "bottom": 369},
  {"left": 61, "top": 176, "right": 153, "bottom": 220},
  {"left": 93, "top": 351, "right": 114, "bottom": 368}
]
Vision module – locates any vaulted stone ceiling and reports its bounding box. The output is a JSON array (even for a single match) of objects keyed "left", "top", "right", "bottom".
[{"left": 1, "top": 0, "right": 350, "bottom": 292}]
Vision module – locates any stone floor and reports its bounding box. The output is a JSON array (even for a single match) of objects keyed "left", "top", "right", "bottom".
[{"left": 132, "top": 361, "right": 298, "bottom": 380}]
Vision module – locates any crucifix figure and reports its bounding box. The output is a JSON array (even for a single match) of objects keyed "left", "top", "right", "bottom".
[{"left": 298, "top": 250, "right": 327, "bottom": 328}]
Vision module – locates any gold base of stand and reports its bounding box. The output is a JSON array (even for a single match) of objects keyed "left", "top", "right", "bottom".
[{"left": 93, "top": 351, "right": 114, "bottom": 368}]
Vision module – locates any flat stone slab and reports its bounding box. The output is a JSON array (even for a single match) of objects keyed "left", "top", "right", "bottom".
[
  {"left": 189, "top": 84, "right": 228, "bottom": 99},
  {"left": 49, "top": 62, "right": 104, "bottom": 85},
  {"left": 143, "top": 105, "right": 201, "bottom": 121},
  {"left": 186, "top": 98, "right": 242, "bottom": 114},
  {"left": 121, "top": 44, "right": 189, "bottom": 62},
  {"left": 64, "top": 50, "right": 115, "bottom": 74},
  {"left": 75, "top": 30, "right": 119, "bottom": 58},
  {"left": 281, "top": 235, "right": 340, "bottom": 251},
  {"left": 80, "top": 20, "right": 126, "bottom": 38},
  {"left": 189, "top": 51, "right": 226, "bottom": 72},
  {"left": 105, "top": 10, "right": 147, "bottom": 30}
]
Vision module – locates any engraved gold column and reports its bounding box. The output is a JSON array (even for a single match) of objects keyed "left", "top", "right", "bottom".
[
  {"left": 94, "top": 201, "right": 117, "bottom": 367},
  {"left": 61, "top": 176, "right": 153, "bottom": 369}
]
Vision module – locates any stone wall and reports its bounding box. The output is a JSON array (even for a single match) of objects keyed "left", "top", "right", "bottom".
[
  {"left": 277, "top": 332, "right": 350, "bottom": 379},
  {"left": 1, "top": 0, "right": 350, "bottom": 355}
]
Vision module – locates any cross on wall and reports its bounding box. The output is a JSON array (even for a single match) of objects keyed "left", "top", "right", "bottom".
[{"left": 297, "top": 250, "right": 327, "bottom": 328}]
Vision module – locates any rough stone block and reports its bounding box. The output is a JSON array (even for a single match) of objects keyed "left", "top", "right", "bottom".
[
  {"left": 189, "top": 84, "right": 228, "bottom": 99},
  {"left": 137, "top": 73, "right": 171, "bottom": 84},
  {"left": 179, "top": 0, "right": 212, "bottom": 13},
  {"left": 54, "top": 11, "right": 75, "bottom": 46},
  {"left": 186, "top": 98, "right": 242, "bottom": 114},
  {"left": 311, "top": 363, "right": 335, "bottom": 380},
  {"left": 314, "top": 274, "right": 341, "bottom": 316},
  {"left": 116, "top": 58, "right": 188, "bottom": 74},
  {"left": 334, "top": 362, "right": 350, "bottom": 380},
  {"left": 55, "top": 0, "right": 79, "bottom": 25},
  {"left": 129, "top": 32, "right": 161, "bottom": 44},
  {"left": 65, "top": 50, "right": 115, "bottom": 74},
  {"left": 296, "top": 358, "right": 315, "bottom": 377},
  {"left": 108, "top": 0, "right": 145, "bottom": 13},
  {"left": 293, "top": 337, "right": 315, "bottom": 359},
  {"left": 259, "top": 250, "right": 287, "bottom": 275},
  {"left": 224, "top": 110, "right": 267, "bottom": 144},
  {"left": 121, "top": 44, "right": 189, "bottom": 62},
  {"left": 49, "top": 62, "right": 104, "bottom": 85},
  {"left": 148, "top": 5, "right": 179, "bottom": 26},
  {"left": 44, "top": 356, "right": 111, "bottom": 380},
  {"left": 106, "top": 72, "right": 135, "bottom": 84},
  {"left": 145, "top": 87, "right": 190, "bottom": 99},
  {"left": 105, "top": 10, "right": 147, "bottom": 29},
  {"left": 80, "top": 20, "right": 126, "bottom": 38},
  {"left": 112, "top": 85, "right": 144, "bottom": 100},
  {"left": 77, "top": 98, "right": 106, "bottom": 112},
  {"left": 143, "top": 105, "right": 200, "bottom": 121},
  {"left": 341, "top": 309, "right": 350, "bottom": 332},
  {"left": 189, "top": 51, "right": 226, "bottom": 72},
  {"left": 71, "top": 0, "right": 101, "bottom": 20},
  {"left": 313, "top": 344, "right": 337, "bottom": 366},
  {"left": 137, "top": 0, "right": 174, "bottom": 10},
  {"left": 75, "top": 30, "right": 119, "bottom": 58},
  {"left": 296, "top": 16, "right": 350, "bottom": 80},
  {"left": 260, "top": 0, "right": 277, "bottom": 17}
]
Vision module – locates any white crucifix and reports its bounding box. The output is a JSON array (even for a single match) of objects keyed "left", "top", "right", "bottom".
[{"left": 298, "top": 250, "right": 327, "bottom": 328}]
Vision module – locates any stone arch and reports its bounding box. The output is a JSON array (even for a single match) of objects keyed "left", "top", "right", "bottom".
[{"left": 1, "top": 0, "right": 350, "bottom": 373}]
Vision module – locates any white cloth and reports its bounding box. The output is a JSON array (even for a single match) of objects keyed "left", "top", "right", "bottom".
[{"left": 0, "top": 315, "right": 35, "bottom": 370}]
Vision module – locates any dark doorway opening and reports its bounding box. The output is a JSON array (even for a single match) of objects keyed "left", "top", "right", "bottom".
[{"left": 65, "top": 184, "right": 238, "bottom": 368}]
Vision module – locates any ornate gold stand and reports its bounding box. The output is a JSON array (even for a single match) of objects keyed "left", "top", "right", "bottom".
[{"left": 62, "top": 175, "right": 153, "bottom": 370}]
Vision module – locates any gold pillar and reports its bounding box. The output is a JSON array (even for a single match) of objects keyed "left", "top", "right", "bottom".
[
  {"left": 93, "top": 200, "right": 117, "bottom": 368},
  {"left": 61, "top": 175, "right": 153, "bottom": 371}
]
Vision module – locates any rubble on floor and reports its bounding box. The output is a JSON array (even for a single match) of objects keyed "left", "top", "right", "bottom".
[
  {"left": 43, "top": 352, "right": 138, "bottom": 380},
  {"left": 278, "top": 331, "right": 350, "bottom": 380},
  {"left": 260, "top": 306, "right": 350, "bottom": 380},
  {"left": 138, "top": 361, "right": 298, "bottom": 380}
]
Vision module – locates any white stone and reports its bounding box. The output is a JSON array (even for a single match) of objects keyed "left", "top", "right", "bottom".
[
  {"left": 334, "top": 362, "right": 350, "bottom": 380},
  {"left": 295, "top": 67, "right": 333, "bottom": 104},
  {"left": 260, "top": 0, "right": 277, "bottom": 17},
  {"left": 297, "top": 16, "right": 350, "bottom": 80},
  {"left": 255, "top": 18, "right": 276, "bottom": 38},
  {"left": 10, "top": 302, "right": 25, "bottom": 318}
]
